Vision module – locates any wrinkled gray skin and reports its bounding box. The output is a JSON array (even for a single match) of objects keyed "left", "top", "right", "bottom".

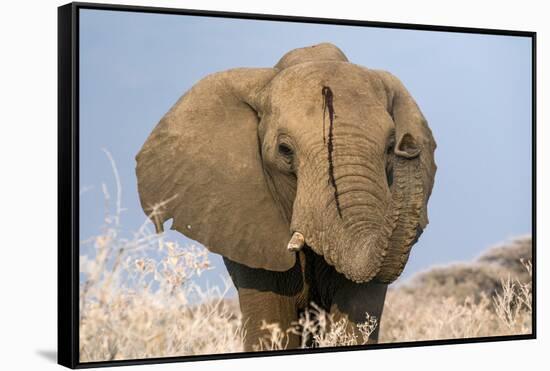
[{"left": 136, "top": 43, "right": 436, "bottom": 350}]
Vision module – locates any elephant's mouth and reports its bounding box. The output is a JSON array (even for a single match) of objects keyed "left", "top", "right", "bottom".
[{"left": 288, "top": 226, "right": 421, "bottom": 284}]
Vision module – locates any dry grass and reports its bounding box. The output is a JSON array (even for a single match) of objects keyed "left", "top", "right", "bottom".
[
  {"left": 79, "top": 230, "right": 244, "bottom": 361},
  {"left": 380, "top": 255, "right": 532, "bottom": 343},
  {"left": 253, "top": 304, "right": 378, "bottom": 351},
  {"left": 79, "top": 153, "right": 532, "bottom": 361}
]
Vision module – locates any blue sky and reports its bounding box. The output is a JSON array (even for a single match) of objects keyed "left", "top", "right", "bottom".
[{"left": 79, "top": 9, "right": 532, "bottom": 293}]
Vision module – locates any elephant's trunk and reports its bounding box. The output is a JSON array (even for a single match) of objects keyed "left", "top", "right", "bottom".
[
  {"left": 324, "top": 156, "right": 395, "bottom": 283},
  {"left": 291, "top": 139, "right": 391, "bottom": 282},
  {"left": 291, "top": 134, "right": 424, "bottom": 283}
]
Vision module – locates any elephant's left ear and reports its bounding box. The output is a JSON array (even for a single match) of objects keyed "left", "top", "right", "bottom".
[
  {"left": 135, "top": 68, "right": 295, "bottom": 272},
  {"left": 371, "top": 70, "right": 437, "bottom": 230}
]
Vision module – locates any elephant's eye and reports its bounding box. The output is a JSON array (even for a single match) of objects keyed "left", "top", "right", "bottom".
[{"left": 278, "top": 143, "right": 294, "bottom": 157}]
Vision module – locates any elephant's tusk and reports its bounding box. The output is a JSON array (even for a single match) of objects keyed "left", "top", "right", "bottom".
[{"left": 287, "top": 232, "right": 305, "bottom": 252}]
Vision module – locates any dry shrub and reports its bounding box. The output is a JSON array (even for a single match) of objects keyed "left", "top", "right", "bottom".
[
  {"left": 254, "top": 304, "right": 378, "bottom": 351},
  {"left": 478, "top": 237, "right": 532, "bottom": 275},
  {"left": 380, "top": 238, "right": 533, "bottom": 343},
  {"left": 294, "top": 304, "right": 377, "bottom": 348},
  {"left": 79, "top": 151, "right": 242, "bottom": 362},
  {"left": 400, "top": 236, "right": 532, "bottom": 304},
  {"left": 492, "top": 259, "right": 532, "bottom": 333},
  {"left": 79, "top": 228, "right": 243, "bottom": 361}
]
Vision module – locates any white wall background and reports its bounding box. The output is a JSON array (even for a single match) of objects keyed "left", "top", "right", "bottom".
[{"left": 0, "top": 0, "right": 546, "bottom": 370}]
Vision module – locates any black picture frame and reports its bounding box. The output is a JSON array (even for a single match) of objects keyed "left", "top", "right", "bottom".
[{"left": 58, "top": 2, "right": 537, "bottom": 368}]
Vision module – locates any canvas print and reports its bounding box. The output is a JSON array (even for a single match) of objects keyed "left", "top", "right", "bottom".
[{"left": 76, "top": 7, "right": 533, "bottom": 363}]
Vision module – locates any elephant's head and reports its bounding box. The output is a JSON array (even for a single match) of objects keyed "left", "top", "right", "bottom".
[{"left": 136, "top": 43, "right": 436, "bottom": 283}]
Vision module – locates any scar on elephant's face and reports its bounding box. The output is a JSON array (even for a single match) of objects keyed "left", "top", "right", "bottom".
[{"left": 322, "top": 86, "right": 342, "bottom": 218}]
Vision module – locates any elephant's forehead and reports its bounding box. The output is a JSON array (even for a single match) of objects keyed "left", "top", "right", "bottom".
[
  {"left": 268, "top": 62, "right": 386, "bottom": 108},
  {"left": 266, "top": 62, "right": 388, "bottom": 123}
]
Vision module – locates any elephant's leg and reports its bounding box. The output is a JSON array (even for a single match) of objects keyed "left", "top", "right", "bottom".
[
  {"left": 329, "top": 281, "right": 388, "bottom": 344},
  {"left": 237, "top": 287, "right": 300, "bottom": 351},
  {"left": 223, "top": 257, "right": 306, "bottom": 352}
]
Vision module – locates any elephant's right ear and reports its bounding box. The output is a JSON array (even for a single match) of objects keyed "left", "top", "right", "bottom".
[{"left": 136, "top": 68, "right": 295, "bottom": 271}]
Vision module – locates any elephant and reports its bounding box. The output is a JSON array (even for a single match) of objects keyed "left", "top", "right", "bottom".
[{"left": 135, "top": 43, "right": 436, "bottom": 351}]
